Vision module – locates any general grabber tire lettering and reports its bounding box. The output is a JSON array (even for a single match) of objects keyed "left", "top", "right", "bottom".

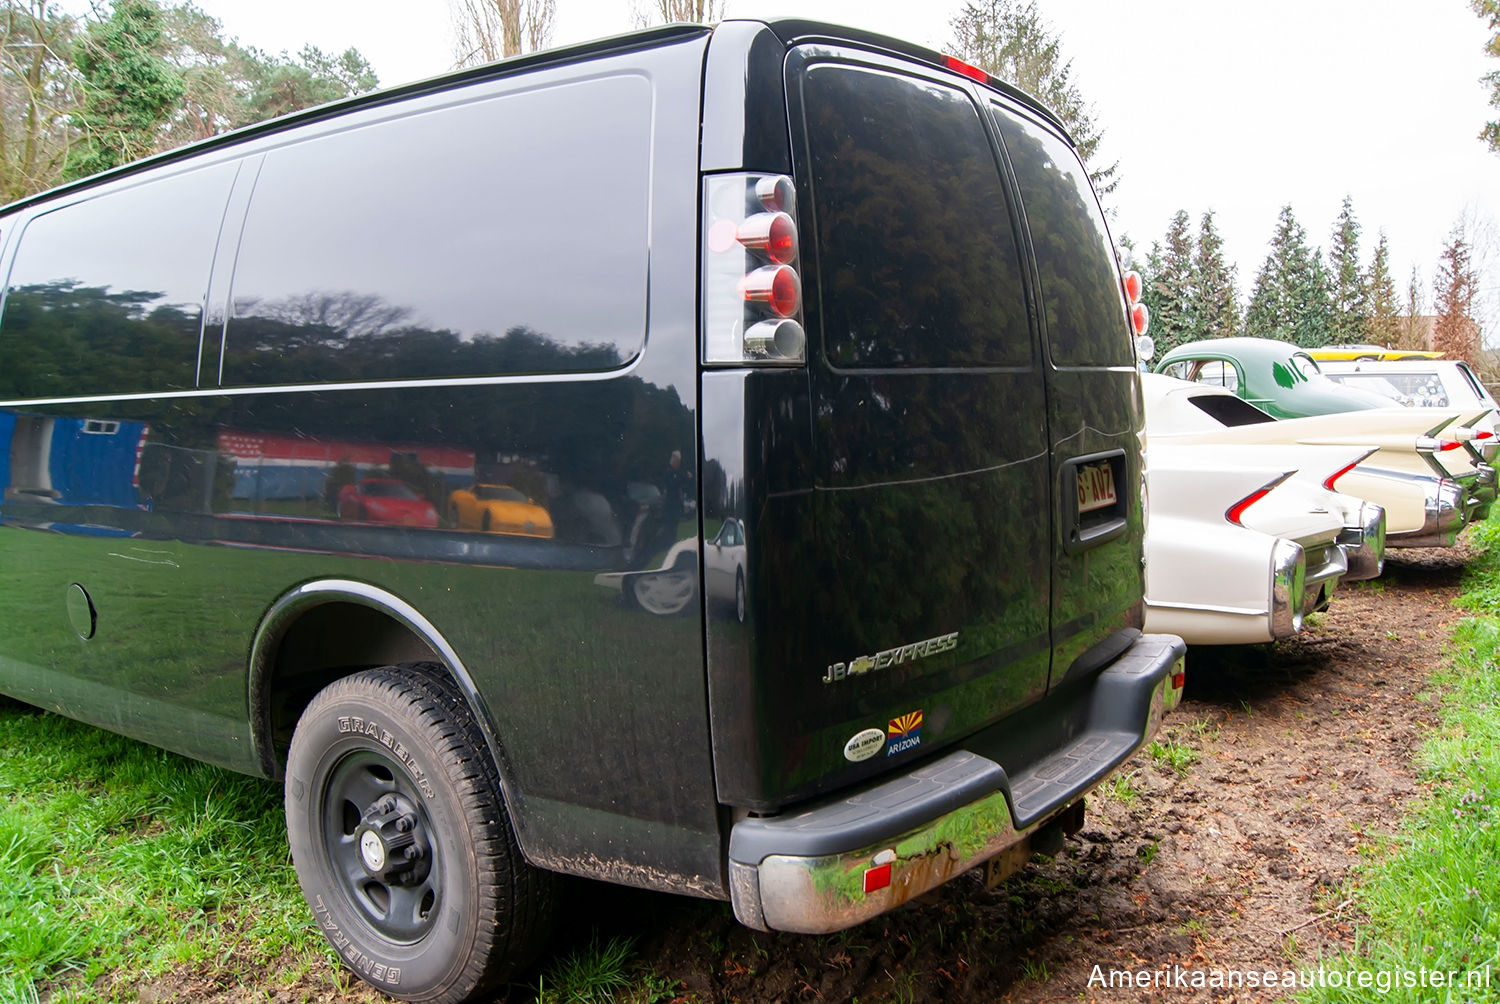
[{"left": 285, "top": 664, "right": 556, "bottom": 1002}]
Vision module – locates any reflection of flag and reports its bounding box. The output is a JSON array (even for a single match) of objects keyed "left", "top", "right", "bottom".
[{"left": 888, "top": 710, "right": 923, "bottom": 740}]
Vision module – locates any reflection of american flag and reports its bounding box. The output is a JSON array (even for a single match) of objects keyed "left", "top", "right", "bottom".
[{"left": 888, "top": 711, "right": 923, "bottom": 740}]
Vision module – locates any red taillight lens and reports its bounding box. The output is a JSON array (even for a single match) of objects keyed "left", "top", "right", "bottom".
[
  {"left": 737, "top": 212, "right": 798, "bottom": 264},
  {"left": 1323, "top": 461, "right": 1360, "bottom": 491},
  {"left": 1123, "top": 270, "right": 1143, "bottom": 304},
  {"left": 1131, "top": 302, "right": 1150, "bottom": 336},
  {"left": 1479, "top": 431, "right": 1495, "bottom": 440},
  {"left": 755, "top": 176, "right": 794, "bottom": 213},
  {"left": 1225, "top": 488, "right": 1271, "bottom": 526},
  {"left": 1439, "top": 439, "right": 1464, "bottom": 452},
  {"left": 742, "top": 265, "right": 801, "bottom": 317},
  {"left": 942, "top": 54, "right": 989, "bottom": 84}
]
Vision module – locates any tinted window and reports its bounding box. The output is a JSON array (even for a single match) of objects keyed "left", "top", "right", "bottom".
[
  {"left": 0, "top": 164, "right": 235, "bottom": 398},
  {"left": 991, "top": 105, "right": 1130, "bottom": 368},
  {"left": 801, "top": 64, "right": 1031, "bottom": 369},
  {"left": 223, "top": 75, "right": 653, "bottom": 387}
]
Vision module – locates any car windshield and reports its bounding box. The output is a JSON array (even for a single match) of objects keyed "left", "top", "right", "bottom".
[
  {"left": 1327, "top": 371, "right": 1448, "bottom": 407},
  {"left": 361, "top": 481, "right": 419, "bottom": 499},
  {"left": 476, "top": 485, "right": 528, "bottom": 502}
]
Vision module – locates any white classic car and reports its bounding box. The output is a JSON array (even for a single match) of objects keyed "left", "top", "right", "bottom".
[
  {"left": 1143, "top": 374, "right": 1492, "bottom": 548},
  {"left": 593, "top": 517, "right": 747, "bottom": 622},
  {"left": 1143, "top": 440, "right": 1380, "bottom": 645},
  {"left": 1321, "top": 359, "right": 1498, "bottom": 438}
]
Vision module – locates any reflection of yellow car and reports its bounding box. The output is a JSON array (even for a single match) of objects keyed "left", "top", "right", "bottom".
[
  {"left": 447, "top": 484, "right": 554, "bottom": 538},
  {"left": 1306, "top": 345, "right": 1444, "bottom": 362}
]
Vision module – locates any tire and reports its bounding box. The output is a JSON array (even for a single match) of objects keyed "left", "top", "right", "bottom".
[
  {"left": 628, "top": 569, "right": 696, "bottom": 616},
  {"left": 480, "top": 511, "right": 491, "bottom": 533},
  {"left": 285, "top": 665, "right": 555, "bottom": 1002}
]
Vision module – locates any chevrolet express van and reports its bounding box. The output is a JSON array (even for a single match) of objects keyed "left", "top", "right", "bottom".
[{"left": 0, "top": 19, "right": 1184, "bottom": 1002}]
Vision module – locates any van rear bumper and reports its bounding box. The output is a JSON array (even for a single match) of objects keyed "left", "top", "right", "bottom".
[{"left": 725, "top": 633, "right": 1187, "bottom": 933}]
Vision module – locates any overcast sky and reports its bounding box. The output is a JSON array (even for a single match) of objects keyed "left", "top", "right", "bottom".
[{"left": 176, "top": 0, "right": 1500, "bottom": 317}]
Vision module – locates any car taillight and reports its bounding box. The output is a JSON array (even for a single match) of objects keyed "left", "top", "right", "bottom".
[
  {"left": 1323, "top": 460, "right": 1360, "bottom": 491},
  {"left": 1439, "top": 439, "right": 1464, "bottom": 452},
  {"left": 704, "top": 173, "right": 807, "bottom": 365},
  {"left": 941, "top": 54, "right": 990, "bottom": 84},
  {"left": 1122, "top": 269, "right": 1150, "bottom": 336},
  {"left": 1226, "top": 472, "right": 1294, "bottom": 526}
]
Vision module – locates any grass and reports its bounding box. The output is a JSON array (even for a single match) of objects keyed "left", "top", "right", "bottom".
[
  {"left": 0, "top": 704, "right": 358, "bottom": 1003},
  {"left": 1296, "top": 518, "right": 1500, "bottom": 1002},
  {"left": 1147, "top": 736, "right": 1200, "bottom": 776}
]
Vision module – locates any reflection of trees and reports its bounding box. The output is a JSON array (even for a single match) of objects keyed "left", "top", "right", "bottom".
[
  {"left": 992, "top": 110, "right": 1130, "bottom": 368},
  {"left": 0, "top": 280, "right": 201, "bottom": 398},
  {"left": 803, "top": 67, "right": 1030, "bottom": 369}
]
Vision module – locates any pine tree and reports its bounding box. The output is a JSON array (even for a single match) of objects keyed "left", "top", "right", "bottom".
[
  {"left": 1364, "top": 231, "right": 1401, "bottom": 348},
  {"left": 1143, "top": 210, "right": 1195, "bottom": 353},
  {"left": 1399, "top": 266, "right": 1428, "bottom": 351},
  {"left": 1326, "top": 195, "right": 1366, "bottom": 345},
  {"left": 1246, "top": 205, "right": 1330, "bottom": 346},
  {"left": 949, "top": 0, "right": 1118, "bottom": 195},
  {"left": 1432, "top": 229, "right": 1481, "bottom": 362},
  {"left": 1190, "top": 210, "right": 1239, "bottom": 339}
]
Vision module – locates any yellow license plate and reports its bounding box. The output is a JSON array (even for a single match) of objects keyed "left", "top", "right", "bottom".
[{"left": 1077, "top": 461, "right": 1117, "bottom": 514}]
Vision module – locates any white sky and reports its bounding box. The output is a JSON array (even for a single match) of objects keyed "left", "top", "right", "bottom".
[{"left": 171, "top": 1, "right": 1500, "bottom": 314}]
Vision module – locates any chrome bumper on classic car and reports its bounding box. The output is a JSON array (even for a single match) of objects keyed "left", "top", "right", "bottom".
[
  {"left": 1335, "top": 502, "right": 1386, "bottom": 581},
  {"left": 725, "top": 635, "right": 1187, "bottom": 934},
  {"left": 1387, "top": 476, "right": 1466, "bottom": 548}
]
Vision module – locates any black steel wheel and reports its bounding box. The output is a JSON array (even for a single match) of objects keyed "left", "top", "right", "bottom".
[{"left": 285, "top": 665, "right": 554, "bottom": 1002}]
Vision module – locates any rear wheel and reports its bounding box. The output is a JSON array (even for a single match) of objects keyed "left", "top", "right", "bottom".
[{"left": 285, "top": 665, "right": 554, "bottom": 1002}]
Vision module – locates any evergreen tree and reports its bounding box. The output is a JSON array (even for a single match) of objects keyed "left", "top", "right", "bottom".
[
  {"left": 949, "top": 0, "right": 1118, "bottom": 195},
  {"left": 1246, "top": 205, "right": 1331, "bottom": 346},
  {"left": 1473, "top": 0, "right": 1500, "bottom": 152},
  {"left": 1364, "top": 231, "right": 1401, "bottom": 347},
  {"left": 1190, "top": 210, "right": 1239, "bottom": 339},
  {"left": 1399, "top": 265, "right": 1428, "bottom": 351},
  {"left": 65, "top": 0, "right": 183, "bottom": 179},
  {"left": 1142, "top": 210, "right": 1194, "bottom": 353},
  {"left": 1433, "top": 229, "right": 1481, "bottom": 362},
  {"left": 1326, "top": 195, "right": 1366, "bottom": 345}
]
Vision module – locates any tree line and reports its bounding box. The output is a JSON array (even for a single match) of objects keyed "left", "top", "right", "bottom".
[{"left": 1135, "top": 198, "right": 1484, "bottom": 365}]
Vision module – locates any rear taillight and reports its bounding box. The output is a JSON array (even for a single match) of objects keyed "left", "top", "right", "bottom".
[
  {"left": 1122, "top": 269, "right": 1150, "bottom": 336},
  {"left": 1439, "top": 439, "right": 1464, "bottom": 452},
  {"left": 704, "top": 173, "right": 807, "bottom": 365},
  {"left": 1226, "top": 472, "right": 1294, "bottom": 526},
  {"left": 1323, "top": 461, "right": 1360, "bottom": 491}
]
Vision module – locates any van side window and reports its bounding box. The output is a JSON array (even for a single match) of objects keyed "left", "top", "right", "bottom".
[
  {"left": 0, "top": 164, "right": 235, "bottom": 399},
  {"left": 222, "top": 76, "right": 653, "bottom": 387},
  {"left": 800, "top": 64, "right": 1031, "bottom": 369},
  {"left": 991, "top": 105, "right": 1131, "bottom": 368}
]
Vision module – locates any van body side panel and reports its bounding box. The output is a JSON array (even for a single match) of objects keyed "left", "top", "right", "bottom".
[
  {"left": 0, "top": 36, "right": 725, "bottom": 892},
  {"left": 711, "top": 46, "right": 1054, "bottom": 810}
]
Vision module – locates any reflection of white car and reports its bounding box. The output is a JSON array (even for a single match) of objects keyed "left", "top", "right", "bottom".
[
  {"left": 592, "top": 518, "right": 747, "bottom": 622},
  {"left": 1322, "top": 359, "right": 1499, "bottom": 440},
  {"left": 1144, "top": 374, "right": 1491, "bottom": 548},
  {"left": 1144, "top": 443, "right": 1375, "bottom": 644}
]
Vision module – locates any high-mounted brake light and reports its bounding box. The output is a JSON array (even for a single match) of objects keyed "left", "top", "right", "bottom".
[
  {"left": 1131, "top": 302, "right": 1150, "bottom": 337},
  {"left": 703, "top": 174, "right": 807, "bottom": 365},
  {"left": 942, "top": 54, "right": 989, "bottom": 84},
  {"left": 1323, "top": 460, "right": 1360, "bottom": 492}
]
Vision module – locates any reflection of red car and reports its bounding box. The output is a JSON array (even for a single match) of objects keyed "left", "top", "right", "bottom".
[{"left": 336, "top": 478, "right": 439, "bottom": 527}]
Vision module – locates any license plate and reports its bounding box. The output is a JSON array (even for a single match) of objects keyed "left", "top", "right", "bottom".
[{"left": 1077, "top": 461, "right": 1117, "bottom": 514}]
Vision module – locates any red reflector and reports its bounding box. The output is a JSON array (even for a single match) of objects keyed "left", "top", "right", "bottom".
[
  {"left": 1131, "top": 302, "right": 1150, "bottom": 336},
  {"left": 1439, "top": 439, "right": 1464, "bottom": 452},
  {"left": 1123, "top": 270, "right": 1143, "bottom": 304},
  {"left": 942, "top": 54, "right": 989, "bottom": 84},
  {"left": 1172, "top": 671, "right": 1185, "bottom": 690},
  {"left": 742, "top": 265, "right": 801, "bottom": 317},
  {"left": 863, "top": 862, "right": 893, "bottom": 893},
  {"left": 1225, "top": 488, "right": 1271, "bottom": 526},
  {"left": 1322, "top": 461, "right": 1360, "bottom": 491}
]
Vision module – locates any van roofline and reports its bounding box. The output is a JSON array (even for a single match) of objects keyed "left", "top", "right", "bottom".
[{"left": 2, "top": 17, "right": 1073, "bottom": 218}]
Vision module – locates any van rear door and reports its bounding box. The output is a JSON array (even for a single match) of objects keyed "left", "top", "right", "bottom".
[{"left": 727, "top": 45, "right": 1054, "bottom": 807}]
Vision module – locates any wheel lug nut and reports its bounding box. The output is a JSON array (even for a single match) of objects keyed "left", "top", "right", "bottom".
[
  {"left": 405, "top": 846, "right": 421, "bottom": 860},
  {"left": 396, "top": 817, "right": 413, "bottom": 832}
]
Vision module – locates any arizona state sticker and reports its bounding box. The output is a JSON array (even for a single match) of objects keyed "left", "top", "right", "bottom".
[{"left": 886, "top": 710, "right": 923, "bottom": 757}]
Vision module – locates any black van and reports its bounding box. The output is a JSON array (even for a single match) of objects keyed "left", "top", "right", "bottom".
[{"left": 0, "top": 19, "right": 1185, "bottom": 1002}]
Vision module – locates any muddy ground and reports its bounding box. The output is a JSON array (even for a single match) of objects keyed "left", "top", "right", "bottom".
[
  {"left": 549, "top": 545, "right": 1468, "bottom": 1003},
  {"left": 128, "top": 546, "right": 1467, "bottom": 1003}
]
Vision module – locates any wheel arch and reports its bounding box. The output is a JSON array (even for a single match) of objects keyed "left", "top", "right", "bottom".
[{"left": 248, "top": 580, "right": 515, "bottom": 804}]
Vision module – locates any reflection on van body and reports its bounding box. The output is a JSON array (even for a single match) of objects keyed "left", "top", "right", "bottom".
[{"left": 0, "top": 20, "right": 1185, "bottom": 1000}]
